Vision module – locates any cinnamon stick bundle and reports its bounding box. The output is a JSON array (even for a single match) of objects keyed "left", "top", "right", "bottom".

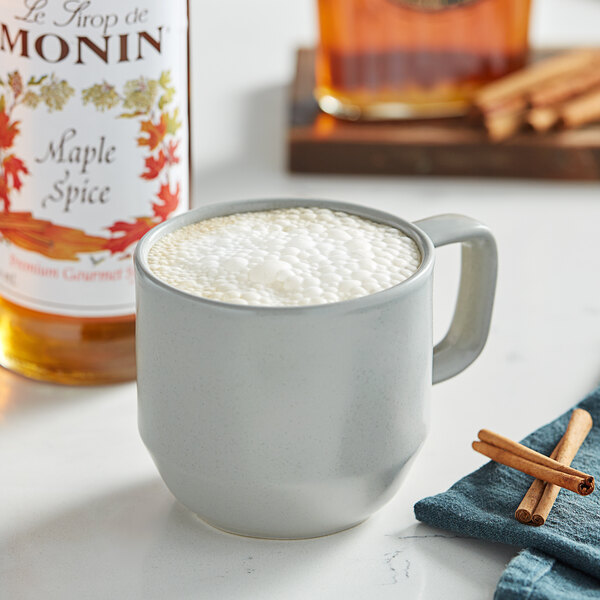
[
  {"left": 472, "top": 429, "right": 594, "bottom": 496},
  {"left": 515, "top": 408, "right": 593, "bottom": 526},
  {"left": 475, "top": 49, "right": 600, "bottom": 109},
  {"left": 474, "top": 49, "right": 600, "bottom": 140}
]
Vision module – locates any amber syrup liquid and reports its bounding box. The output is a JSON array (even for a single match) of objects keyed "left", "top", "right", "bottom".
[{"left": 316, "top": 0, "right": 531, "bottom": 119}]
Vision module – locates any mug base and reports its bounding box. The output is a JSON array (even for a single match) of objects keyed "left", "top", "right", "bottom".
[{"left": 192, "top": 509, "right": 368, "bottom": 540}]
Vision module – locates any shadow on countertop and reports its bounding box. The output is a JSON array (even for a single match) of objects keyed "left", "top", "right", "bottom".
[{"left": 1, "top": 478, "right": 365, "bottom": 600}]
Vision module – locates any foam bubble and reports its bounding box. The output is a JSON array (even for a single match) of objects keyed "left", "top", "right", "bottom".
[{"left": 148, "top": 207, "right": 421, "bottom": 306}]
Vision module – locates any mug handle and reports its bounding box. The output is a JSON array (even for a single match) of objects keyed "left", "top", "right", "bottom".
[{"left": 414, "top": 215, "right": 498, "bottom": 385}]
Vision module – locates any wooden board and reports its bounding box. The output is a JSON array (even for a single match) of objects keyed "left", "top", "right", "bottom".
[{"left": 288, "top": 48, "right": 600, "bottom": 180}]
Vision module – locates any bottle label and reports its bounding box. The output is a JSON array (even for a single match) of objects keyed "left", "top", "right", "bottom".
[{"left": 0, "top": 0, "right": 188, "bottom": 317}]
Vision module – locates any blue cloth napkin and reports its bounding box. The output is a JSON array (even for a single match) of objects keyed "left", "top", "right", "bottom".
[
  {"left": 414, "top": 387, "right": 600, "bottom": 599},
  {"left": 495, "top": 549, "right": 600, "bottom": 599}
]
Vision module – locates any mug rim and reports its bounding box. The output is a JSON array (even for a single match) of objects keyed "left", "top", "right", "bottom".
[{"left": 134, "top": 198, "right": 435, "bottom": 313}]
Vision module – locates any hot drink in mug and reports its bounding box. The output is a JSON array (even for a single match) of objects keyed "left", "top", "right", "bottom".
[{"left": 135, "top": 199, "right": 497, "bottom": 539}]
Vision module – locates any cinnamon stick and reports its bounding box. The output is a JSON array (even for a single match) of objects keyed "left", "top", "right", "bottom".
[
  {"left": 530, "top": 67, "right": 600, "bottom": 108},
  {"left": 473, "top": 428, "right": 594, "bottom": 495},
  {"left": 515, "top": 445, "right": 560, "bottom": 524},
  {"left": 480, "top": 95, "right": 527, "bottom": 118},
  {"left": 560, "top": 86, "right": 600, "bottom": 128},
  {"left": 527, "top": 107, "right": 559, "bottom": 133},
  {"left": 531, "top": 409, "right": 593, "bottom": 526},
  {"left": 473, "top": 441, "right": 593, "bottom": 495},
  {"left": 484, "top": 111, "right": 524, "bottom": 142},
  {"left": 475, "top": 49, "right": 600, "bottom": 110},
  {"left": 477, "top": 429, "right": 592, "bottom": 481},
  {"left": 0, "top": 213, "right": 48, "bottom": 232}
]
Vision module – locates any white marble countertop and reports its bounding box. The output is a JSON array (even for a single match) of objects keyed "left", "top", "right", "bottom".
[{"left": 3, "top": 1, "right": 600, "bottom": 598}]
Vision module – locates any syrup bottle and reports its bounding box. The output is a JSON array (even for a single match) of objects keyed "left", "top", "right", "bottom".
[{"left": 0, "top": 0, "right": 190, "bottom": 383}]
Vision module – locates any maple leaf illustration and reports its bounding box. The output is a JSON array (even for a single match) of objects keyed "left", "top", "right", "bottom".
[
  {"left": 165, "top": 140, "right": 180, "bottom": 165},
  {"left": 8, "top": 71, "right": 23, "bottom": 99},
  {"left": 153, "top": 182, "right": 180, "bottom": 222},
  {"left": 0, "top": 175, "right": 9, "bottom": 210},
  {"left": 0, "top": 112, "right": 20, "bottom": 150},
  {"left": 141, "top": 150, "right": 166, "bottom": 180},
  {"left": 165, "top": 108, "right": 181, "bottom": 135},
  {"left": 3, "top": 155, "right": 28, "bottom": 190},
  {"left": 105, "top": 217, "right": 155, "bottom": 254},
  {"left": 137, "top": 113, "right": 167, "bottom": 150}
]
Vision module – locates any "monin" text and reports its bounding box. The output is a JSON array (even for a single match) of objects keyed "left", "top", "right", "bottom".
[{"left": 1, "top": 0, "right": 163, "bottom": 64}]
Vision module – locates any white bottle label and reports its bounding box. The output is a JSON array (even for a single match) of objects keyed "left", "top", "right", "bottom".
[{"left": 0, "top": 0, "right": 188, "bottom": 316}]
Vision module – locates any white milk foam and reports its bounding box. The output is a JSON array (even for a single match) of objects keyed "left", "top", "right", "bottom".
[{"left": 148, "top": 207, "right": 421, "bottom": 306}]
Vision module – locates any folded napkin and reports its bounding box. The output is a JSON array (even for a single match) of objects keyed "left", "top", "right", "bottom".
[
  {"left": 495, "top": 548, "right": 600, "bottom": 599},
  {"left": 414, "top": 387, "right": 600, "bottom": 599}
]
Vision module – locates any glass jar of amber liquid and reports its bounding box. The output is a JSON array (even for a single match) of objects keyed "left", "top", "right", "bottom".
[
  {"left": 0, "top": 0, "right": 189, "bottom": 384},
  {"left": 316, "top": 0, "right": 532, "bottom": 120}
]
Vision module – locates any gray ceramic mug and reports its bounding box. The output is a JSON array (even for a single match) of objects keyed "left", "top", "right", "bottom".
[{"left": 134, "top": 199, "right": 497, "bottom": 539}]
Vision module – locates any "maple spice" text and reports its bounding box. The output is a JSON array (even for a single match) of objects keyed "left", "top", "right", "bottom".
[{"left": 36, "top": 128, "right": 114, "bottom": 213}]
